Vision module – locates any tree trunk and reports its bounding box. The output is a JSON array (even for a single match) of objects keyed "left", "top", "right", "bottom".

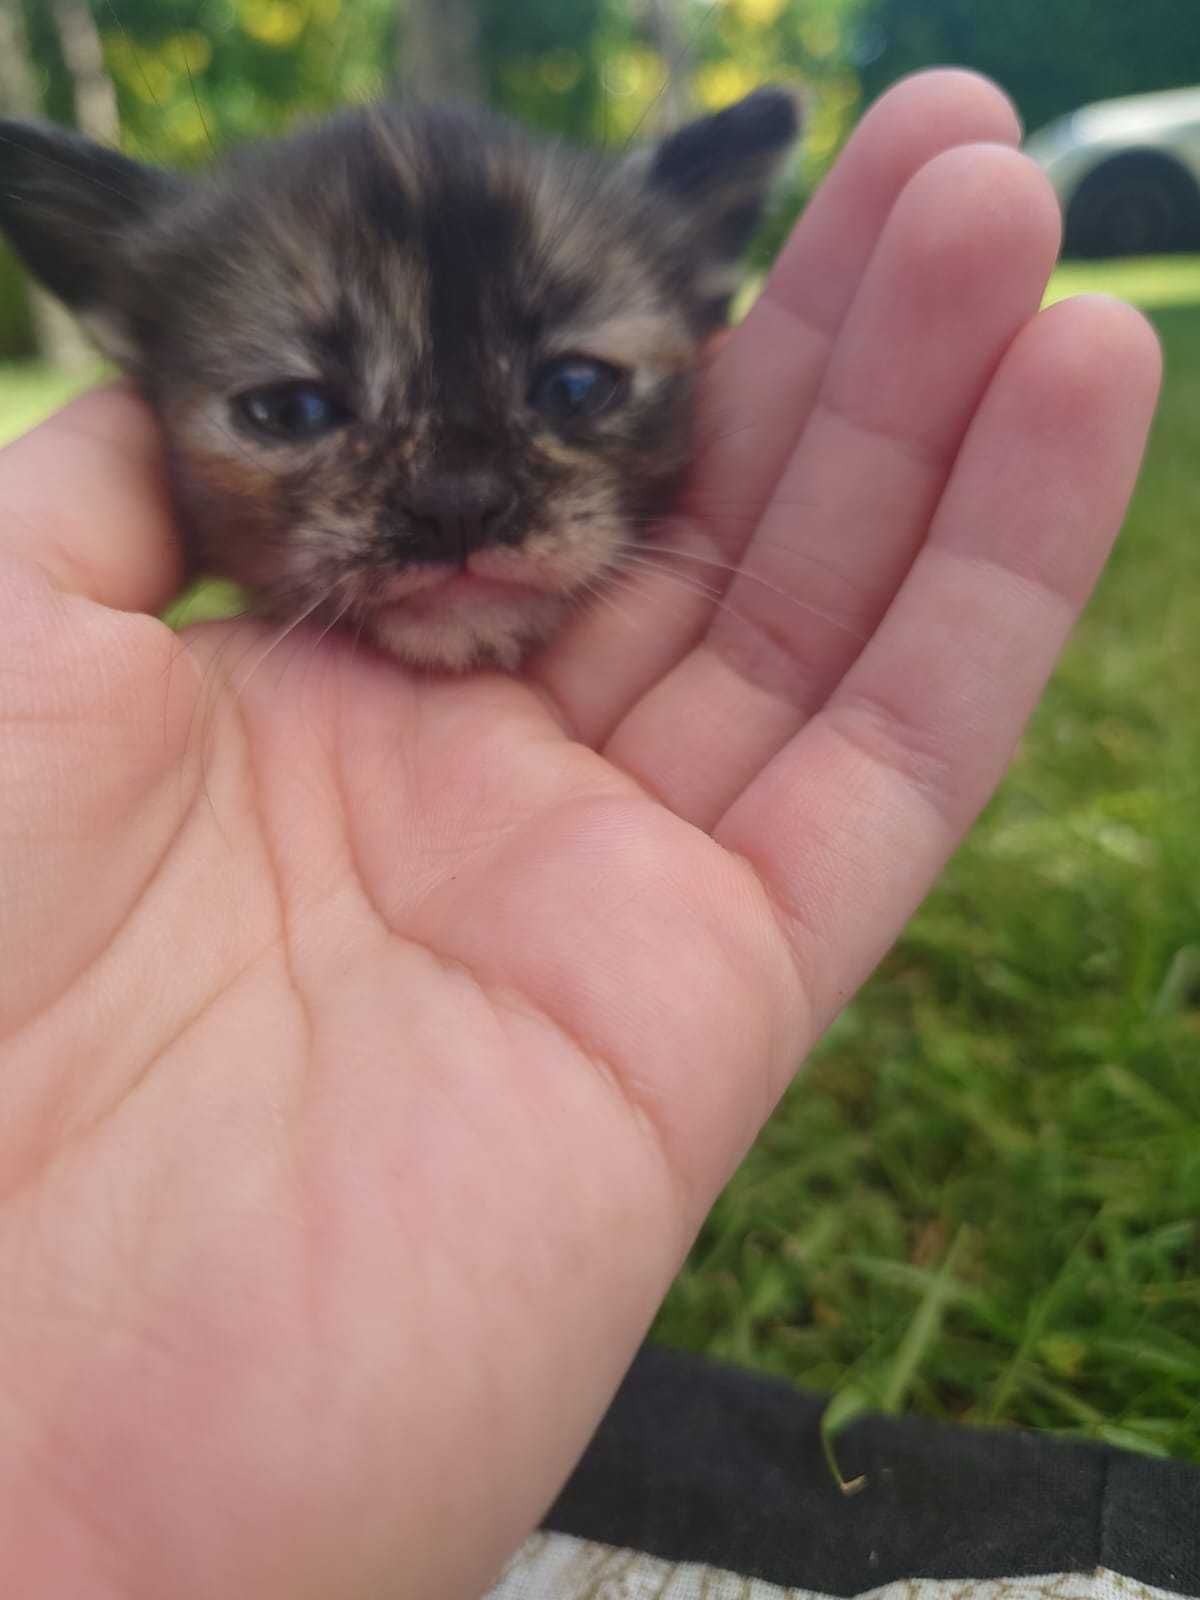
[
  {"left": 642, "top": 0, "right": 694, "bottom": 130},
  {"left": 0, "top": 0, "right": 43, "bottom": 118},
  {"left": 397, "top": 0, "right": 483, "bottom": 103},
  {"left": 0, "top": 0, "right": 97, "bottom": 370},
  {"left": 50, "top": 0, "right": 121, "bottom": 143}
]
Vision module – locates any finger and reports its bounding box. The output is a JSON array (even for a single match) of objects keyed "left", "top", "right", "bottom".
[
  {"left": 717, "top": 296, "right": 1160, "bottom": 1041},
  {"left": 605, "top": 142, "right": 1061, "bottom": 826},
  {"left": 534, "top": 69, "right": 1022, "bottom": 738},
  {"left": 0, "top": 384, "right": 183, "bottom": 613}
]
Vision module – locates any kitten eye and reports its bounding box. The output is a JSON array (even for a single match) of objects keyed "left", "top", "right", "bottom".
[
  {"left": 529, "top": 357, "right": 629, "bottom": 425},
  {"left": 234, "top": 380, "right": 350, "bottom": 443}
]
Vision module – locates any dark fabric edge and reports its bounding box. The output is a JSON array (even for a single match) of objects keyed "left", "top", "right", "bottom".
[{"left": 542, "top": 1344, "right": 1200, "bottom": 1597}]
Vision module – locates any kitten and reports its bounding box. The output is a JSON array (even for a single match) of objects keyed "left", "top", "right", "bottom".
[{"left": 0, "top": 91, "right": 798, "bottom": 669}]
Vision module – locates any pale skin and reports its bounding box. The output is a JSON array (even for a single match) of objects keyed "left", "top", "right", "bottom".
[{"left": 0, "top": 70, "right": 1160, "bottom": 1598}]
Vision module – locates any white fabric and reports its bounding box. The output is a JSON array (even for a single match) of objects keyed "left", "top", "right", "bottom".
[{"left": 486, "top": 1531, "right": 1187, "bottom": 1600}]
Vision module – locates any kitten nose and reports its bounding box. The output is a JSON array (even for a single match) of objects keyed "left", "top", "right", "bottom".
[{"left": 403, "top": 469, "right": 516, "bottom": 558}]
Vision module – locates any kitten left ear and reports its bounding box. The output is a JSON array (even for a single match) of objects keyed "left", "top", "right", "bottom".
[
  {"left": 0, "top": 119, "right": 180, "bottom": 359},
  {"left": 641, "top": 87, "right": 802, "bottom": 324}
]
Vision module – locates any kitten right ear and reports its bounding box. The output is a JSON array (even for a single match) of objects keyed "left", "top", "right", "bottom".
[
  {"left": 0, "top": 120, "right": 178, "bottom": 350},
  {"left": 639, "top": 88, "right": 801, "bottom": 329}
]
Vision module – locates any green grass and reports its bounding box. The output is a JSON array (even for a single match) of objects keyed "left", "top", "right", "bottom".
[
  {"left": 659, "top": 293, "right": 1200, "bottom": 1464},
  {"left": 2, "top": 264, "right": 1199, "bottom": 1462},
  {"left": 0, "top": 360, "right": 108, "bottom": 445},
  {"left": 1045, "top": 253, "right": 1200, "bottom": 311}
]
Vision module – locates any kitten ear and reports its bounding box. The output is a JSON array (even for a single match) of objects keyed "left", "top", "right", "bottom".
[
  {"left": 642, "top": 87, "right": 802, "bottom": 326},
  {"left": 0, "top": 120, "right": 178, "bottom": 359}
]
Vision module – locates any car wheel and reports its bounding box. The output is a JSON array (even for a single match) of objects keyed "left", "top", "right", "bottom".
[{"left": 1063, "top": 149, "right": 1200, "bottom": 258}]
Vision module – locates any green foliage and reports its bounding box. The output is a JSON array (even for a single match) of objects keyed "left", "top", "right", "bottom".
[
  {"left": 0, "top": 255, "right": 36, "bottom": 363},
  {"left": 95, "top": 0, "right": 397, "bottom": 164},
  {"left": 657, "top": 294, "right": 1200, "bottom": 1462},
  {"left": 20, "top": 0, "right": 79, "bottom": 130},
  {"left": 0, "top": 362, "right": 108, "bottom": 445},
  {"left": 2, "top": 1, "right": 872, "bottom": 356},
  {"left": 24, "top": 0, "right": 872, "bottom": 165},
  {"left": 478, "top": 0, "right": 612, "bottom": 140},
  {"left": 2, "top": 0, "right": 396, "bottom": 352},
  {"left": 858, "top": 0, "right": 1200, "bottom": 135}
]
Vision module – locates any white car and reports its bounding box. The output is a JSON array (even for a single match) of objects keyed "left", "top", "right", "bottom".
[{"left": 1024, "top": 87, "right": 1200, "bottom": 257}]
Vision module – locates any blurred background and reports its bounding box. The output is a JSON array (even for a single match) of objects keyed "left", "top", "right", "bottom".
[{"left": 1, "top": 1, "right": 1198, "bottom": 1463}]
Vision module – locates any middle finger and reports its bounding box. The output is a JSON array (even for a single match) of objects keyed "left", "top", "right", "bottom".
[{"left": 606, "top": 142, "right": 1061, "bottom": 826}]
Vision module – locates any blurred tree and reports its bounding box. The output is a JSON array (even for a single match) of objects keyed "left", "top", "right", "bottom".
[
  {"left": 477, "top": 0, "right": 613, "bottom": 142},
  {"left": 639, "top": 0, "right": 695, "bottom": 127},
  {"left": 857, "top": 0, "right": 1200, "bottom": 134},
  {"left": 1, "top": 0, "right": 878, "bottom": 362},
  {"left": 50, "top": 0, "right": 120, "bottom": 142},
  {"left": 0, "top": 0, "right": 40, "bottom": 361},
  {"left": 96, "top": 0, "right": 397, "bottom": 164},
  {"left": 0, "top": 3, "right": 45, "bottom": 143},
  {"left": 397, "top": 0, "right": 483, "bottom": 101},
  {"left": 0, "top": 0, "right": 97, "bottom": 366}
]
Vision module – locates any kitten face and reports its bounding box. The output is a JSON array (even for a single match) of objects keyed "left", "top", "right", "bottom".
[{"left": 0, "top": 94, "right": 799, "bottom": 669}]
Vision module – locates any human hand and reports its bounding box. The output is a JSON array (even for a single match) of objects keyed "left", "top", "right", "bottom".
[{"left": 0, "top": 71, "right": 1159, "bottom": 1599}]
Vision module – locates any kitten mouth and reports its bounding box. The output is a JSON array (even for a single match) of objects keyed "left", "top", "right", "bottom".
[
  {"left": 357, "top": 545, "right": 609, "bottom": 669},
  {"left": 370, "top": 552, "right": 571, "bottom": 613},
  {"left": 371, "top": 569, "right": 547, "bottom": 619},
  {"left": 360, "top": 558, "right": 577, "bottom": 671}
]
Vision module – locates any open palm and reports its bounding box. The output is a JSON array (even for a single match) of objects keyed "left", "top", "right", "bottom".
[{"left": 0, "top": 74, "right": 1158, "bottom": 1599}]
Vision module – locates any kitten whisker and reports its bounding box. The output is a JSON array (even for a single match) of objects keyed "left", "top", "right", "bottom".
[
  {"left": 622, "top": 523, "right": 868, "bottom": 596},
  {"left": 614, "top": 0, "right": 723, "bottom": 150},
  {"left": 96, "top": 0, "right": 164, "bottom": 113},
  {"left": 616, "top": 552, "right": 724, "bottom": 604},
  {"left": 622, "top": 492, "right": 819, "bottom": 517},
  {"left": 181, "top": 48, "right": 216, "bottom": 158},
  {"left": 180, "top": 578, "right": 341, "bottom": 790},
  {"left": 609, "top": 555, "right": 781, "bottom": 644},
  {"left": 231, "top": 575, "right": 354, "bottom": 702},
  {"left": 348, "top": 607, "right": 370, "bottom": 666},
  {"left": 692, "top": 419, "right": 764, "bottom": 451},
  {"left": 574, "top": 574, "right": 645, "bottom": 637},
  {"left": 599, "top": 566, "right": 719, "bottom": 637},
  {"left": 179, "top": 613, "right": 264, "bottom": 811},
  {"left": 295, "top": 586, "right": 360, "bottom": 697},
  {"left": 614, "top": 546, "right": 869, "bottom": 644},
  {"left": 0, "top": 128, "right": 138, "bottom": 208}
]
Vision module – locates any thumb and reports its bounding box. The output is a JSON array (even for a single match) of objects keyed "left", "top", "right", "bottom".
[{"left": 0, "top": 383, "right": 183, "bottom": 613}]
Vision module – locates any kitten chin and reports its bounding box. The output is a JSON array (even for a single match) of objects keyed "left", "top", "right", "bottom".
[
  {"left": 365, "top": 582, "right": 571, "bottom": 673},
  {"left": 0, "top": 90, "right": 801, "bottom": 670}
]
